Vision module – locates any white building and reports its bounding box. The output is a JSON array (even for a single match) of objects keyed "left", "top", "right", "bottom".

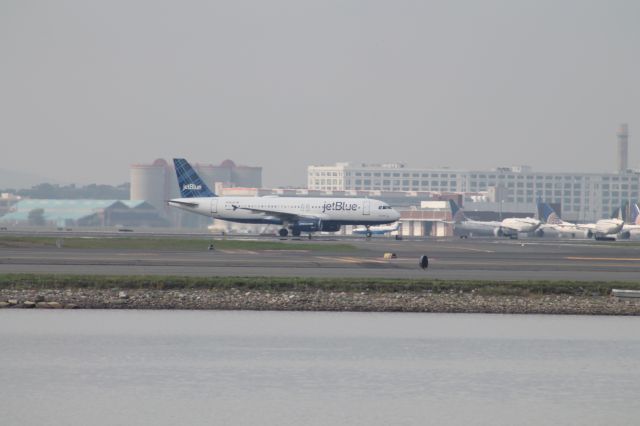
[{"left": 308, "top": 163, "right": 640, "bottom": 221}]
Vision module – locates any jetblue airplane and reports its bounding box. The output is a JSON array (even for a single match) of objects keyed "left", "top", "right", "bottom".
[
  {"left": 446, "top": 199, "right": 540, "bottom": 238},
  {"left": 537, "top": 200, "right": 624, "bottom": 240},
  {"left": 168, "top": 158, "right": 400, "bottom": 237}
]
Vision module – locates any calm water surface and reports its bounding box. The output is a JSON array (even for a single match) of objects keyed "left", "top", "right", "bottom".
[{"left": 1, "top": 310, "right": 639, "bottom": 426}]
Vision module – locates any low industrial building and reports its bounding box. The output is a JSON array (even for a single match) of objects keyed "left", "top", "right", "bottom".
[
  {"left": 0, "top": 199, "right": 169, "bottom": 228},
  {"left": 0, "top": 193, "right": 21, "bottom": 217}
]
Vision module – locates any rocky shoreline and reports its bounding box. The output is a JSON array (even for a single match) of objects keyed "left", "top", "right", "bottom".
[{"left": 2, "top": 288, "right": 640, "bottom": 315}]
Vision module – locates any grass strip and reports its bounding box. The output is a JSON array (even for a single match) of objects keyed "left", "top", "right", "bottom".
[
  {"left": 1, "top": 274, "right": 639, "bottom": 296},
  {"left": 0, "top": 236, "right": 355, "bottom": 252}
]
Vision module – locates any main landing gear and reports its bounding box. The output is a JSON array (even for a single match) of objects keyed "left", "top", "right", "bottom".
[
  {"left": 279, "top": 227, "right": 303, "bottom": 237},
  {"left": 365, "top": 225, "right": 372, "bottom": 238}
]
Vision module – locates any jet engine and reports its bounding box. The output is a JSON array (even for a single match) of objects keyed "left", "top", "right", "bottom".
[
  {"left": 320, "top": 223, "right": 341, "bottom": 232},
  {"left": 293, "top": 219, "right": 322, "bottom": 233}
]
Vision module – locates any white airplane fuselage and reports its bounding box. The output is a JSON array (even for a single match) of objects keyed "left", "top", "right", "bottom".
[
  {"left": 353, "top": 222, "right": 400, "bottom": 235},
  {"left": 169, "top": 196, "right": 400, "bottom": 227},
  {"left": 542, "top": 219, "right": 623, "bottom": 238},
  {"left": 454, "top": 217, "right": 540, "bottom": 237},
  {"left": 538, "top": 223, "right": 589, "bottom": 238},
  {"left": 591, "top": 219, "right": 624, "bottom": 236}
]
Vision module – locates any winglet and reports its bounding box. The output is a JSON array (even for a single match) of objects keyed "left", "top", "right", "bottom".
[{"left": 173, "top": 158, "right": 216, "bottom": 198}]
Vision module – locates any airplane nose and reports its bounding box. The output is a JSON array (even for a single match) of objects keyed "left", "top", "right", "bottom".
[{"left": 393, "top": 209, "right": 401, "bottom": 220}]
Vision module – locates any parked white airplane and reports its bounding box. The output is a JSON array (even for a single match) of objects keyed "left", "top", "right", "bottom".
[
  {"left": 352, "top": 222, "right": 400, "bottom": 236},
  {"left": 537, "top": 200, "right": 623, "bottom": 240},
  {"left": 447, "top": 200, "right": 540, "bottom": 239},
  {"left": 617, "top": 203, "right": 640, "bottom": 239},
  {"left": 536, "top": 201, "right": 588, "bottom": 238},
  {"left": 168, "top": 159, "right": 400, "bottom": 237}
]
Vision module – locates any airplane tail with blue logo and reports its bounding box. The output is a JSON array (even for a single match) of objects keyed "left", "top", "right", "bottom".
[
  {"left": 537, "top": 199, "right": 555, "bottom": 223},
  {"left": 173, "top": 158, "right": 216, "bottom": 198},
  {"left": 448, "top": 199, "right": 467, "bottom": 223},
  {"left": 537, "top": 199, "right": 562, "bottom": 225}
]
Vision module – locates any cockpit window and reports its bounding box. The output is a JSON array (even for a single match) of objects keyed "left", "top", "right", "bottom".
[{"left": 378, "top": 205, "right": 392, "bottom": 209}]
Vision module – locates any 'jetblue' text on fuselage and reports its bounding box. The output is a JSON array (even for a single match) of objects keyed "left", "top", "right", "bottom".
[{"left": 322, "top": 201, "right": 358, "bottom": 213}]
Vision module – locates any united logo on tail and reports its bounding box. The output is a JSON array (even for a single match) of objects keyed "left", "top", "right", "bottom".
[{"left": 537, "top": 199, "right": 562, "bottom": 225}]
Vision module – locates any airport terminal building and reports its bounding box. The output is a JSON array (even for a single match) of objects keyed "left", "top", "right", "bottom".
[{"left": 308, "top": 163, "right": 640, "bottom": 222}]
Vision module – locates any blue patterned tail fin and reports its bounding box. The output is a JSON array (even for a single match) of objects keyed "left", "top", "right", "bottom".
[{"left": 173, "top": 158, "right": 216, "bottom": 198}]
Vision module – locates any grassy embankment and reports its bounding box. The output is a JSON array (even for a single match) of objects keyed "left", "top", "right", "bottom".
[
  {"left": 1, "top": 274, "right": 639, "bottom": 296},
  {"left": 0, "top": 236, "right": 356, "bottom": 252}
]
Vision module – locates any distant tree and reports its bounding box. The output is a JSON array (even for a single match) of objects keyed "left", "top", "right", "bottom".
[{"left": 27, "top": 208, "right": 46, "bottom": 226}]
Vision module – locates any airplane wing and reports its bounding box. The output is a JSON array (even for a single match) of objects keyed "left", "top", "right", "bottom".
[{"left": 231, "top": 205, "right": 325, "bottom": 223}]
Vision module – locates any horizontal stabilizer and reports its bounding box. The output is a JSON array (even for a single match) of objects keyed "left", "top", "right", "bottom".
[{"left": 167, "top": 199, "right": 198, "bottom": 208}]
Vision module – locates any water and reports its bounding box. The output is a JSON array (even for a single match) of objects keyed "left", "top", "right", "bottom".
[{"left": 1, "top": 311, "right": 639, "bottom": 426}]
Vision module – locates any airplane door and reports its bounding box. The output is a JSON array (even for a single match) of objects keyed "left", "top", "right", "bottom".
[
  {"left": 363, "top": 199, "right": 370, "bottom": 215},
  {"left": 210, "top": 198, "right": 218, "bottom": 214}
]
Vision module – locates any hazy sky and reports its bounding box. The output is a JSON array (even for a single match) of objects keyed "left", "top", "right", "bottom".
[{"left": 1, "top": 0, "right": 638, "bottom": 187}]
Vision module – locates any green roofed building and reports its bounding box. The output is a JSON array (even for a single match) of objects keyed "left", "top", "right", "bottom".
[{"left": 0, "top": 199, "right": 169, "bottom": 227}]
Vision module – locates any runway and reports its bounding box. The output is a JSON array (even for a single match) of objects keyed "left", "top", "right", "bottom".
[{"left": 2, "top": 236, "right": 640, "bottom": 281}]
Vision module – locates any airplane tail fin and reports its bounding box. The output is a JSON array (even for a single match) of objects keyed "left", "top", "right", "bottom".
[
  {"left": 538, "top": 200, "right": 566, "bottom": 225},
  {"left": 633, "top": 204, "right": 640, "bottom": 225},
  {"left": 173, "top": 158, "right": 216, "bottom": 198},
  {"left": 611, "top": 206, "right": 621, "bottom": 220},
  {"left": 538, "top": 201, "right": 558, "bottom": 224},
  {"left": 449, "top": 199, "right": 466, "bottom": 223}
]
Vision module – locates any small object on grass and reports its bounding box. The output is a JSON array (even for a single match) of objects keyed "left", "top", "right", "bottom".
[
  {"left": 383, "top": 252, "right": 397, "bottom": 259},
  {"left": 208, "top": 244, "right": 215, "bottom": 251}
]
